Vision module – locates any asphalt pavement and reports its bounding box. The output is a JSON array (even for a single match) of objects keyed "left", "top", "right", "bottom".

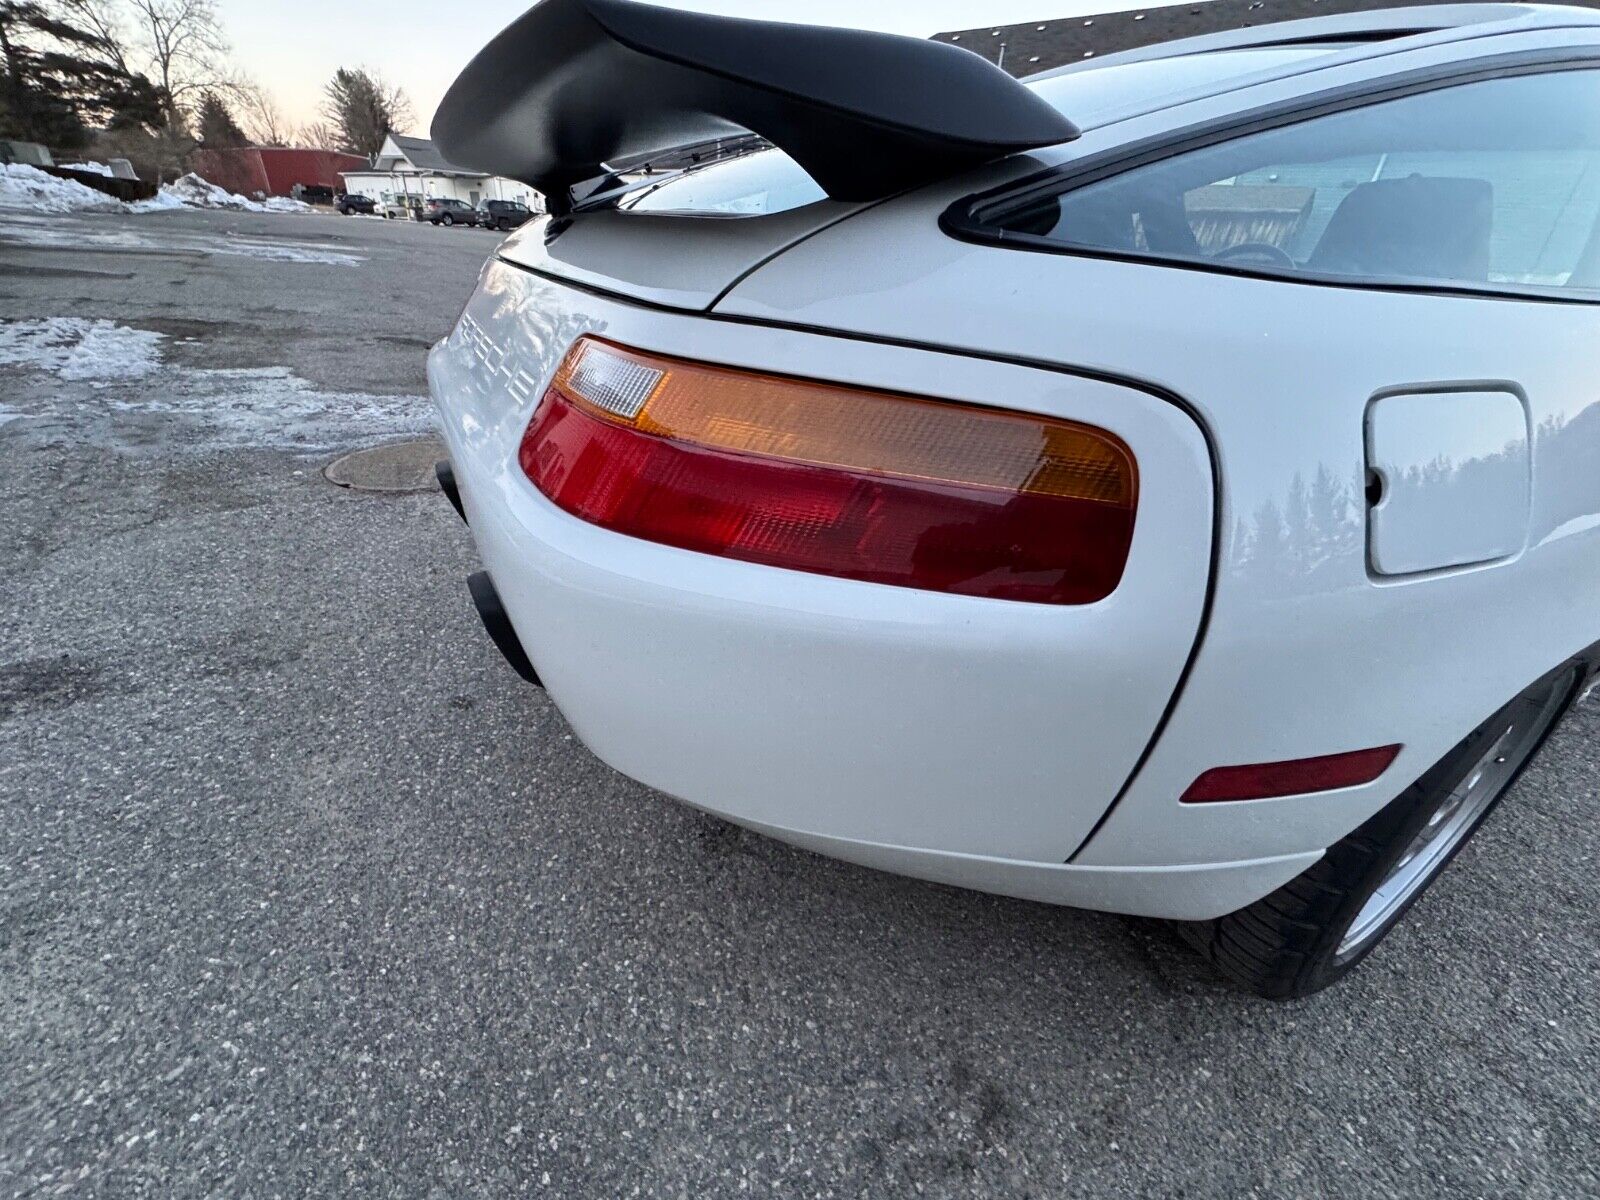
[{"left": 1, "top": 206, "right": 1596, "bottom": 1199}]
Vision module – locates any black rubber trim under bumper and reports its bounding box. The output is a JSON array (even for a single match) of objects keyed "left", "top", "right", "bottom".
[
  {"left": 468, "top": 571, "right": 542, "bottom": 687},
  {"left": 436, "top": 460, "right": 467, "bottom": 523}
]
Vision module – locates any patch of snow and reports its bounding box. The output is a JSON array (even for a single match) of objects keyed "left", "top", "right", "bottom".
[
  {"left": 259, "top": 196, "right": 313, "bottom": 214},
  {"left": 0, "top": 316, "right": 426, "bottom": 452},
  {"left": 0, "top": 214, "right": 363, "bottom": 266},
  {"left": 0, "top": 217, "right": 168, "bottom": 252},
  {"left": 0, "top": 317, "right": 164, "bottom": 382},
  {"left": 217, "top": 233, "right": 362, "bottom": 265},
  {"left": 134, "top": 364, "right": 429, "bottom": 450},
  {"left": 158, "top": 173, "right": 311, "bottom": 214},
  {"left": 58, "top": 161, "right": 114, "bottom": 177},
  {"left": 0, "top": 163, "right": 124, "bottom": 214},
  {"left": 159, "top": 172, "right": 258, "bottom": 210},
  {"left": 127, "top": 189, "right": 188, "bottom": 214}
]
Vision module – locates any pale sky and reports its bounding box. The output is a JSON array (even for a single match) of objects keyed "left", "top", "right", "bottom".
[{"left": 215, "top": 0, "right": 1180, "bottom": 135}]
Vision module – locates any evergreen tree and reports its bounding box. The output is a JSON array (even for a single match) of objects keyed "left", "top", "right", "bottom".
[
  {"left": 321, "top": 67, "right": 411, "bottom": 158},
  {"left": 1, "top": 2, "right": 76, "bottom": 144},
  {"left": 195, "top": 88, "right": 245, "bottom": 147},
  {"left": 0, "top": 0, "right": 160, "bottom": 148}
]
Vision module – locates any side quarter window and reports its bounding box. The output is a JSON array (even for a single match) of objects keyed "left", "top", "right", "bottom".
[{"left": 989, "top": 68, "right": 1600, "bottom": 296}]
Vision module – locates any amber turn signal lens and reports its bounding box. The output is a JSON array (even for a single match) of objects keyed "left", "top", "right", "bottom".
[{"left": 523, "top": 337, "right": 1139, "bottom": 605}]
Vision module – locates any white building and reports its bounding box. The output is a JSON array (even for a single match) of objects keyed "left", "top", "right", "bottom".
[{"left": 340, "top": 134, "right": 543, "bottom": 211}]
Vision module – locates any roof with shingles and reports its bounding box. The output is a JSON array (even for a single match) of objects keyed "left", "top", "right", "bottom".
[
  {"left": 386, "top": 134, "right": 484, "bottom": 176},
  {"left": 933, "top": 0, "right": 1600, "bottom": 75}
]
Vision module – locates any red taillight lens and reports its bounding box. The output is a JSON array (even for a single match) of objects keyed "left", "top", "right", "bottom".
[
  {"left": 519, "top": 338, "right": 1138, "bottom": 604},
  {"left": 1180, "top": 745, "right": 1403, "bottom": 804}
]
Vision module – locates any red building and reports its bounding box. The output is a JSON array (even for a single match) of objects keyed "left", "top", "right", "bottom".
[{"left": 190, "top": 147, "right": 369, "bottom": 199}]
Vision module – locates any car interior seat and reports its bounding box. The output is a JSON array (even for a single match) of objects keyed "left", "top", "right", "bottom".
[{"left": 1307, "top": 175, "right": 1493, "bottom": 283}]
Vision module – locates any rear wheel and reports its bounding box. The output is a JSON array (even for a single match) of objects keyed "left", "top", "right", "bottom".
[{"left": 1184, "top": 661, "right": 1583, "bottom": 999}]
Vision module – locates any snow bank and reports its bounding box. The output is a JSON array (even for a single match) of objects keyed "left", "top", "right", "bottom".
[
  {"left": 0, "top": 165, "right": 312, "bottom": 216},
  {"left": 127, "top": 189, "right": 188, "bottom": 214},
  {"left": 157, "top": 173, "right": 311, "bottom": 213},
  {"left": 0, "top": 164, "right": 125, "bottom": 214}
]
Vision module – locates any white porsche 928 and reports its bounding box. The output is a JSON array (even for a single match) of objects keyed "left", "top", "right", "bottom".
[{"left": 428, "top": 0, "right": 1600, "bottom": 997}]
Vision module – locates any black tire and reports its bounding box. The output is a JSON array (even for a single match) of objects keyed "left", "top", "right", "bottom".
[
  {"left": 1182, "top": 659, "right": 1585, "bottom": 999},
  {"left": 441, "top": 214, "right": 454, "bottom": 226}
]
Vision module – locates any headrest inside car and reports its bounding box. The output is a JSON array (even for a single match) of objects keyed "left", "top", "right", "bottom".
[{"left": 1308, "top": 175, "right": 1493, "bottom": 284}]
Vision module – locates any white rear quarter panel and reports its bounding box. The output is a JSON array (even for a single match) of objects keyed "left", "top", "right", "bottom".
[
  {"left": 720, "top": 30, "right": 1600, "bottom": 866},
  {"left": 432, "top": 262, "right": 1214, "bottom": 864}
]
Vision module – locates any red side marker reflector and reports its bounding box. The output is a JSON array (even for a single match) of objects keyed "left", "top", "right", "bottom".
[{"left": 1180, "top": 745, "right": 1403, "bottom": 804}]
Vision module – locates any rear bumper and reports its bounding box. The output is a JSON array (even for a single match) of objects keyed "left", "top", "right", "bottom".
[
  {"left": 427, "top": 263, "right": 1312, "bottom": 919},
  {"left": 438, "top": 445, "right": 1314, "bottom": 917},
  {"left": 689, "top": 813, "right": 1319, "bottom": 920}
]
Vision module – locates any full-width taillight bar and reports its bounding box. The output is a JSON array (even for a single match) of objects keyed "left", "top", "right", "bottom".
[{"left": 518, "top": 337, "right": 1139, "bottom": 605}]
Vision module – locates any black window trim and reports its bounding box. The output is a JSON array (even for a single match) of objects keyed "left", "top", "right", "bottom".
[{"left": 941, "top": 49, "right": 1600, "bottom": 307}]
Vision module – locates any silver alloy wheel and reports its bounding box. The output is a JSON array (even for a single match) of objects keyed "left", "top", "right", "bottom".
[{"left": 1336, "top": 673, "right": 1575, "bottom": 960}]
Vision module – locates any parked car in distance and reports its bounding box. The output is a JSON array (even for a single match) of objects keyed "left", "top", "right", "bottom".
[
  {"left": 426, "top": 197, "right": 480, "bottom": 226},
  {"left": 378, "top": 193, "right": 421, "bottom": 220},
  {"left": 479, "top": 199, "right": 535, "bottom": 232},
  {"left": 336, "top": 193, "right": 376, "bottom": 216}
]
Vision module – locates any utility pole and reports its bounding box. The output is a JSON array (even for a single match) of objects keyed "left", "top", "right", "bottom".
[{"left": 997, "top": 42, "right": 1008, "bottom": 71}]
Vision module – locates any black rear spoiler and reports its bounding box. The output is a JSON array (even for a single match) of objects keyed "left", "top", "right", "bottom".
[{"left": 432, "top": 0, "right": 1080, "bottom": 215}]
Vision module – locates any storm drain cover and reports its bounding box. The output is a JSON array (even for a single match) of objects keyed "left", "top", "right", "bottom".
[{"left": 324, "top": 438, "right": 441, "bottom": 493}]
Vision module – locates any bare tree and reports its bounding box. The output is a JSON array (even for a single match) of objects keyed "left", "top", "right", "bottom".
[
  {"left": 293, "top": 119, "right": 342, "bottom": 152},
  {"left": 238, "top": 80, "right": 289, "bottom": 146},
  {"left": 122, "top": 0, "right": 241, "bottom": 132},
  {"left": 53, "top": 0, "right": 130, "bottom": 72}
]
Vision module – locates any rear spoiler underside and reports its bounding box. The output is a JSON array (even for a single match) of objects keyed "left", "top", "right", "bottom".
[{"left": 432, "top": 0, "right": 1080, "bottom": 213}]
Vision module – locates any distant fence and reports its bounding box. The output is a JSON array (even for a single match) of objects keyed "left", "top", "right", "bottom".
[{"left": 43, "top": 166, "right": 159, "bottom": 203}]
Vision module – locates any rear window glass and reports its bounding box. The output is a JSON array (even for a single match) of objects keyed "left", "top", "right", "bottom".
[
  {"left": 613, "top": 47, "right": 1334, "bottom": 216},
  {"left": 979, "top": 69, "right": 1600, "bottom": 296},
  {"left": 621, "top": 149, "right": 826, "bottom": 216}
]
